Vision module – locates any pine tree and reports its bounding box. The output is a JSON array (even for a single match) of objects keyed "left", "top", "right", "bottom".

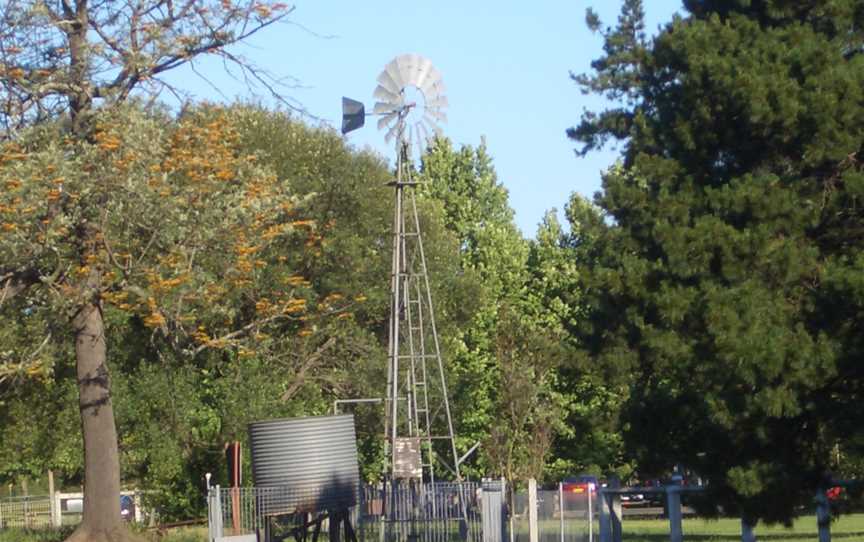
[{"left": 572, "top": 0, "right": 864, "bottom": 523}]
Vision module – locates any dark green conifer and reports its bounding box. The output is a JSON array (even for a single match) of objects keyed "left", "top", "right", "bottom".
[{"left": 572, "top": 0, "right": 864, "bottom": 522}]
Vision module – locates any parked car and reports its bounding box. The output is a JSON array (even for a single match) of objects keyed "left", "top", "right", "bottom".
[
  {"left": 559, "top": 475, "right": 601, "bottom": 515},
  {"left": 562, "top": 474, "right": 601, "bottom": 495},
  {"left": 620, "top": 492, "right": 646, "bottom": 506}
]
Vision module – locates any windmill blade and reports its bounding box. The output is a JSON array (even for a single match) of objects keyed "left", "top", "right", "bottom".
[
  {"left": 374, "top": 84, "right": 400, "bottom": 104},
  {"left": 412, "top": 56, "right": 435, "bottom": 91},
  {"left": 426, "top": 80, "right": 447, "bottom": 99},
  {"left": 414, "top": 124, "right": 426, "bottom": 153},
  {"left": 423, "top": 117, "right": 443, "bottom": 137},
  {"left": 394, "top": 54, "right": 417, "bottom": 88},
  {"left": 384, "top": 59, "right": 406, "bottom": 91},
  {"left": 377, "top": 111, "right": 399, "bottom": 131},
  {"left": 376, "top": 69, "right": 401, "bottom": 96},
  {"left": 424, "top": 108, "right": 447, "bottom": 124},
  {"left": 405, "top": 54, "right": 428, "bottom": 83},
  {"left": 417, "top": 122, "right": 430, "bottom": 147},
  {"left": 373, "top": 101, "right": 402, "bottom": 115},
  {"left": 385, "top": 119, "right": 404, "bottom": 144},
  {"left": 399, "top": 53, "right": 422, "bottom": 78},
  {"left": 419, "top": 67, "right": 443, "bottom": 96},
  {"left": 407, "top": 121, "right": 414, "bottom": 152},
  {"left": 425, "top": 95, "right": 449, "bottom": 109}
]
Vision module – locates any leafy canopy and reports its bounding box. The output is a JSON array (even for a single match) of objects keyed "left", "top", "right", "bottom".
[{"left": 571, "top": 0, "right": 864, "bottom": 523}]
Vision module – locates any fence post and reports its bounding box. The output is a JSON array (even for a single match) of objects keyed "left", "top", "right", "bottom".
[
  {"left": 528, "top": 479, "right": 539, "bottom": 542},
  {"left": 666, "top": 487, "right": 682, "bottom": 542},
  {"left": 53, "top": 491, "right": 62, "bottom": 528},
  {"left": 598, "top": 489, "right": 608, "bottom": 542},
  {"left": 133, "top": 490, "right": 143, "bottom": 523},
  {"left": 741, "top": 518, "right": 755, "bottom": 542},
  {"left": 48, "top": 470, "right": 59, "bottom": 528},
  {"left": 610, "top": 491, "right": 622, "bottom": 542},
  {"left": 587, "top": 484, "right": 593, "bottom": 542},
  {"left": 816, "top": 490, "right": 831, "bottom": 542},
  {"left": 599, "top": 479, "right": 622, "bottom": 542},
  {"left": 207, "top": 488, "right": 214, "bottom": 542},
  {"left": 558, "top": 482, "right": 564, "bottom": 542},
  {"left": 213, "top": 485, "right": 224, "bottom": 540}
]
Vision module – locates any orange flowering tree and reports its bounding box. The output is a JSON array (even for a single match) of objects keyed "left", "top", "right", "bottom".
[
  {"left": 0, "top": 104, "right": 346, "bottom": 541},
  {"left": 1, "top": 1, "right": 308, "bottom": 539},
  {"left": 1, "top": 105, "right": 338, "bottom": 362}
]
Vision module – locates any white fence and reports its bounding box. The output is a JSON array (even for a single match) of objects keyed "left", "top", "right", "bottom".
[{"left": 0, "top": 491, "right": 146, "bottom": 530}]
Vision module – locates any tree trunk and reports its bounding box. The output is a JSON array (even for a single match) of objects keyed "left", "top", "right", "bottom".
[{"left": 65, "top": 302, "right": 140, "bottom": 542}]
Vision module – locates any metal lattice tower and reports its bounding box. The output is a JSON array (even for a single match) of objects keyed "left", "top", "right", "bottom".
[
  {"left": 383, "top": 140, "right": 461, "bottom": 484},
  {"left": 341, "top": 54, "right": 459, "bottom": 484}
]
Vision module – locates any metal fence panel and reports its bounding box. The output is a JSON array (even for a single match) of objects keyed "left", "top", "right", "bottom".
[
  {"left": 0, "top": 490, "right": 150, "bottom": 531},
  {"left": 559, "top": 486, "right": 595, "bottom": 542},
  {"left": 208, "top": 482, "right": 487, "bottom": 542},
  {"left": 0, "top": 496, "right": 53, "bottom": 529}
]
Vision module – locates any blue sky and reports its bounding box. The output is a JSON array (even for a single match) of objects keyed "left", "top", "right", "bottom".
[{"left": 165, "top": 1, "right": 683, "bottom": 237}]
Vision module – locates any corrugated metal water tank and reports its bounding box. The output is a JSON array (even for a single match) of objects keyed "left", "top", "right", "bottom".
[{"left": 249, "top": 414, "right": 360, "bottom": 516}]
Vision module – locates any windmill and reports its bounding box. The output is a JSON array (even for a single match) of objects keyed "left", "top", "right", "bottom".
[{"left": 341, "top": 54, "right": 462, "bottom": 485}]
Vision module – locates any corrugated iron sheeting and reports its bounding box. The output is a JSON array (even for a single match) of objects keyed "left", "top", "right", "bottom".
[{"left": 249, "top": 414, "right": 360, "bottom": 515}]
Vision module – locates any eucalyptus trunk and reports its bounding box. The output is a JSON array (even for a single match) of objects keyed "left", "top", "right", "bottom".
[{"left": 66, "top": 301, "right": 138, "bottom": 542}]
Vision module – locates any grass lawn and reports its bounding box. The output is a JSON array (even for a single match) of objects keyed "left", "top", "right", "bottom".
[
  {"left": 0, "top": 525, "right": 208, "bottom": 542},
  {"left": 622, "top": 513, "right": 864, "bottom": 541},
  {"left": 4, "top": 515, "right": 864, "bottom": 542}
]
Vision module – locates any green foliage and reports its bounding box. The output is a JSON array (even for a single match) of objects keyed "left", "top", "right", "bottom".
[
  {"left": 0, "top": 527, "right": 75, "bottom": 542},
  {"left": 229, "top": 109, "right": 481, "bottom": 482},
  {"left": 526, "top": 199, "right": 631, "bottom": 481},
  {"left": 420, "top": 138, "right": 525, "bottom": 296},
  {"left": 418, "top": 138, "right": 539, "bottom": 478},
  {"left": 571, "top": 0, "right": 864, "bottom": 522},
  {"left": 0, "top": 104, "right": 367, "bottom": 515},
  {"left": 482, "top": 305, "right": 569, "bottom": 481},
  {"left": 0, "top": 106, "right": 489, "bottom": 516}
]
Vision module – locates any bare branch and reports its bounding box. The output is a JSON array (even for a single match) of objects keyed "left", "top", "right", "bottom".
[
  {"left": 188, "top": 59, "right": 230, "bottom": 101},
  {"left": 281, "top": 337, "right": 336, "bottom": 401},
  {"left": 2, "top": 1, "right": 309, "bottom": 129},
  {"left": 216, "top": 47, "right": 311, "bottom": 116}
]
